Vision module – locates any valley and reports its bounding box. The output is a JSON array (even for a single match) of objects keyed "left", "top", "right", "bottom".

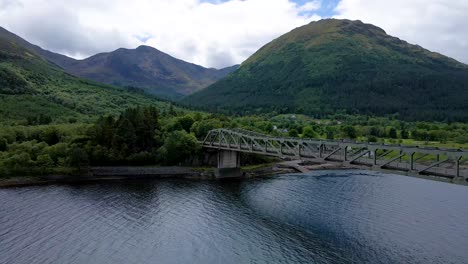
[
  {"left": 1, "top": 11, "right": 468, "bottom": 264},
  {"left": 0, "top": 19, "right": 467, "bottom": 181}
]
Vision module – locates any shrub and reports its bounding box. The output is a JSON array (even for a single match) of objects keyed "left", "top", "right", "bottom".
[
  {"left": 191, "top": 119, "right": 222, "bottom": 139},
  {"left": 67, "top": 147, "right": 89, "bottom": 171},
  {"left": 0, "top": 138, "right": 7, "bottom": 152},
  {"left": 40, "top": 127, "right": 61, "bottom": 145},
  {"left": 288, "top": 129, "right": 299, "bottom": 137},
  {"left": 158, "top": 130, "right": 200, "bottom": 165},
  {"left": 302, "top": 126, "right": 318, "bottom": 138},
  {"left": 36, "top": 154, "right": 54, "bottom": 174}
]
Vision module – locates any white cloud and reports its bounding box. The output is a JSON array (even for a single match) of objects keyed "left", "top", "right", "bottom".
[
  {"left": 2, "top": 0, "right": 465, "bottom": 68},
  {"left": 0, "top": 0, "right": 321, "bottom": 68},
  {"left": 334, "top": 0, "right": 468, "bottom": 64},
  {"left": 298, "top": 0, "right": 321, "bottom": 12}
]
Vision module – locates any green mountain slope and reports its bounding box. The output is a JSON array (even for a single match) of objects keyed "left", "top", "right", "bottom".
[
  {"left": 184, "top": 19, "right": 468, "bottom": 121},
  {"left": 0, "top": 26, "right": 76, "bottom": 69},
  {"left": 0, "top": 32, "right": 167, "bottom": 125}
]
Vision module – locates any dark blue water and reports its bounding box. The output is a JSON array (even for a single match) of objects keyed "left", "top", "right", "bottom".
[{"left": 1, "top": 170, "right": 467, "bottom": 264}]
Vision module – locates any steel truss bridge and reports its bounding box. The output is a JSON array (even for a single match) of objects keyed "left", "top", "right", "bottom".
[{"left": 202, "top": 128, "right": 468, "bottom": 182}]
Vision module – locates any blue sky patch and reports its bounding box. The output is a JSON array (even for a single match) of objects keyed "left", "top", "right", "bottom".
[{"left": 199, "top": 0, "right": 339, "bottom": 17}]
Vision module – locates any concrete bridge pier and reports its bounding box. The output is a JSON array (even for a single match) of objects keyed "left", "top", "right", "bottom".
[{"left": 215, "top": 150, "right": 242, "bottom": 179}]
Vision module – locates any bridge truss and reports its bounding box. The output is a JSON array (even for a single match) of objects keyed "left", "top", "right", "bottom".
[{"left": 202, "top": 128, "right": 468, "bottom": 182}]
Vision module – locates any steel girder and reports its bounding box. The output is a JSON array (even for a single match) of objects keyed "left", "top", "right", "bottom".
[{"left": 201, "top": 129, "right": 468, "bottom": 180}]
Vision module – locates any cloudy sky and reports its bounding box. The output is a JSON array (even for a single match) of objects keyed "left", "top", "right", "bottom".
[{"left": 0, "top": 0, "right": 467, "bottom": 68}]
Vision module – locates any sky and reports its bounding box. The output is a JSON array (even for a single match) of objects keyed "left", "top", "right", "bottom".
[{"left": 0, "top": 0, "right": 467, "bottom": 68}]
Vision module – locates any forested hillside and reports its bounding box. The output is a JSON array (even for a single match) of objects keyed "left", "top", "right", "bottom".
[
  {"left": 185, "top": 19, "right": 468, "bottom": 121},
  {"left": 0, "top": 32, "right": 168, "bottom": 125}
]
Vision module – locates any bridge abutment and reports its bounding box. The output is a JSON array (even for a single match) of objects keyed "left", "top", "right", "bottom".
[{"left": 215, "top": 150, "right": 242, "bottom": 179}]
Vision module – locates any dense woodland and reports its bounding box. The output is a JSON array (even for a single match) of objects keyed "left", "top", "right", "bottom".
[{"left": 1, "top": 105, "right": 467, "bottom": 177}]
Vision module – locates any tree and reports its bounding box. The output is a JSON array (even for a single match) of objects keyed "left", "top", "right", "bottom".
[
  {"left": 401, "top": 129, "right": 409, "bottom": 139},
  {"left": 168, "top": 104, "right": 177, "bottom": 116},
  {"left": 177, "top": 115, "right": 195, "bottom": 133},
  {"left": 389, "top": 128, "right": 398, "bottom": 139},
  {"left": 45, "top": 143, "right": 68, "bottom": 165},
  {"left": 38, "top": 114, "right": 52, "bottom": 125},
  {"left": 455, "top": 136, "right": 468, "bottom": 144},
  {"left": 193, "top": 112, "right": 203, "bottom": 122},
  {"left": 87, "top": 106, "right": 161, "bottom": 165},
  {"left": 412, "top": 129, "right": 429, "bottom": 141},
  {"left": 342, "top": 126, "right": 357, "bottom": 139},
  {"left": 369, "top": 126, "right": 381, "bottom": 137},
  {"left": 26, "top": 114, "right": 52, "bottom": 125},
  {"left": 0, "top": 138, "right": 7, "bottom": 152},
  {"left": 325, "top": 128, "right": 335, "bottom": 139},
  {"left": 288, "top": 129, "right": 299, "bottom": 137},
  {"left": 93, "top": 116, "right": 115, "bottom": 147},
  {"left": 302, "top": 126, "right": 318, "bottom": 138},
  {"left": 112, "top": 118, "right": 137, "bottom": 156},
  {"left": 36, "top": 154, "right": 54, "bottom": 174},
  {"left": 67, "top": 147, "right": 89, "bottom": 172},
  {"left": 191, "top": 119, "right": 222, "bottom": 139},
  {"left": 3, "top": 153, "right": 33, "bottom": 171},
  {"left": 40, "top": 127, "right": 61, "bottom": 145},
  {"left": 158, "top": 130, "right": 200, "bottom": 165}
]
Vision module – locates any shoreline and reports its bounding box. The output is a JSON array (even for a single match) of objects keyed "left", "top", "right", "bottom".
[
  {"left": 0, "top": 161, "right": 350, "bottom": 188},
  {"left": 0, "top": 166, "right": 208, "bottom": 188},
  {"left": 0, "top": 164, "right": 285, "bottom": 188},
  {"left": 1, "top": 161, "right": 463, "bottom": 188}
]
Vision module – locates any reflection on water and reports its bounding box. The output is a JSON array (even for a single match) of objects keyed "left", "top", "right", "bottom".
[{"left": 1, "top": 170, "right": 467, "bottom": 264}]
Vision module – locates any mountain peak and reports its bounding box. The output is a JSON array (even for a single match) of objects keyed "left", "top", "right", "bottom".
[
  {"left": 310, "top": 19, "right": 379, "bottom": 29},
  {"left": 185, "top": 20, "right": 468, "bottom": 121},
  {"left": 136, "top": 45, "right": 158, "bottom": 52},
  {"left": 285, "top": 18, "right": 388, "bottom": 42},
  {"left": 0, "top": 26, "right": 237, "bottom": 99},
  {"left": 62, "top": 44, "right": 237, "bottom": 98}
]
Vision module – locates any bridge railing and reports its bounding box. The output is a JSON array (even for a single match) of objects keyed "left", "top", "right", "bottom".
[{"left": 202, "top": 128, "right": 468, "bottom": 181}]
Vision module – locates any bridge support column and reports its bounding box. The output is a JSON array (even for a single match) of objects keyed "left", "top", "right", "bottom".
[
  {"left": 410, "top": 152, "right": 415, "bottom": 171},
  {"left": 454, "top": 156, "right": 462, "bottom": 181},
  {"left": 343, "top": 146, "right": 348, "bottom": 162},
  {"left": 215, "top": 150, "right": 242, "bottom": 179},
  {"left": 373, "top": 149, "right": 378, "bottom": 166}
]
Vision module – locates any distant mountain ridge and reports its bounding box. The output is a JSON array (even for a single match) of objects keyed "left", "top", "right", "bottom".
[
  {"left": 0, "top": 26, "right": 76, "bottom": 68},
  {"left": 0, "top": 26, "right": 237, "bottom": 99},
  {"left": 0, "top": 27, "right": 168, "bottom": 124},
  {"left": 184, "top": 19, "right": 468, "bottom": 121}
]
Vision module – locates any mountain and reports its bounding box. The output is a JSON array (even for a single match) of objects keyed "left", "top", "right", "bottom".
[
  {"left": 184, "top": 19, "right": 468, "bottom": 121},
  {"left": 0, "top": 28, "right": 167, "bottom": 125},
  {"left": 54, "top": 46, "right": 238, "bottom": 99},
  {"left": 0, "top": 26, "right": 237, "bottom": 99},
  {"left": 0, "top": 26, "right": 76, "bottom": 68}
]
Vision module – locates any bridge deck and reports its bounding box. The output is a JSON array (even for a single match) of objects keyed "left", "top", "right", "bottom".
[{"left": 202, "top": 128, "right": 468, "bottom": 182}]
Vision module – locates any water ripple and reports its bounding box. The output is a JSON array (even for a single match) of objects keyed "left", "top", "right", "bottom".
[{"left": 1, "top": 171, "right": 467, "bottom": 264}]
